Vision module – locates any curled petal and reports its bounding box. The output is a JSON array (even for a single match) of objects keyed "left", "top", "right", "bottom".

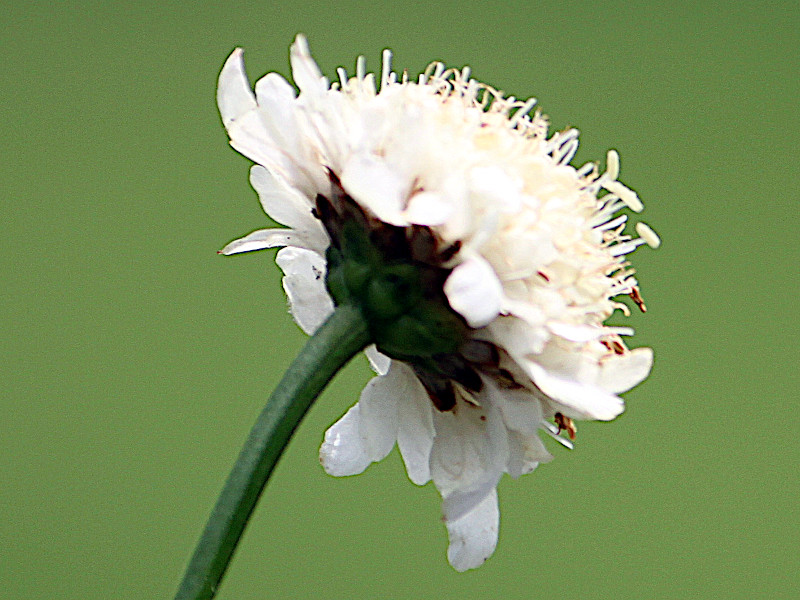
[
  {"left": 249, "top": 166, "right": 328, "bottom": 251},
  {"left": 217, "top": 49, "right": 256, "bottom": 128},
  {"left": 219, "top": 228, "right": 312, "bottom": 255}
]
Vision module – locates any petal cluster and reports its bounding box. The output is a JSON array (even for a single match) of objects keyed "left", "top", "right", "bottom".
[{"left": 218, "top": 35, "right": 658, "bottom": 570}]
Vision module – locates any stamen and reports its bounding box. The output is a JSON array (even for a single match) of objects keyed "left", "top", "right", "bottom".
[
  {"left": 356, "top": 55, "right": 366, "bottom": 80},
  {"left": 541, "top": 420, "right": 574, "bottom": 449},
  {"left": 601, "top": 339, "right": 627, "bottom": 355},
  {"left": 606, "top": 149, "right": 620, "bottom": 181},
  {"left": 336, "top": 67, "right": 348, "bottom": 88},
  {"left": 629, "top": 286, "right": 647, "bottom": 312},
  {"left": 509, "top": 97, "right": 537, "bottom": 127},
  {"left": 551, "top": 130, "right": 579, "bottom": 165},
  {"left": 554, "top": 413, "right": 577, "bottom": 440},
  {"left": 576, "top": 162, "right": 596, "bottom": 177},
  {"left": 604, "top": 180, "right": 644, "bottom": 212},
  {"left": 381, "top": 49, "right": 392, "bottom": 91},
  {"left": 605, "top": 326, "right": 634, "bottom": 337},
  {"left": 609, "top": 238, "right": 646, "bottom": 257},
  {"left": 363, "top": 72, "right": 376, "bottom": 95},
  {"left": 635, "top": 222, "right": 661, "bottom": 248},
  {"left": 595, "top": 215, "right": 628, "bottom": 231},
  {"left": 611, "top": 301, "right": 632, "bottom": 317}
]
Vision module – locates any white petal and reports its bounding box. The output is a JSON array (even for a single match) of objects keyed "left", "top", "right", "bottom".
[
  {"left": 254, "top": 71, "right": 296, "bottom": 105},
  {"left": 528, "top": 362, "right": 624, "bottom": 421},
  {"left": 444, "top": 255, "right": 504, "bottom": 328},
  {"left": 469, "top": 165, "right": 522, "bottom": 212},
  {"left": 445, "top": 489, "right": 499, "bottom": 572},
  {"left": 488, "top": 314, "right": 548, "bottom": 357},
  {"left": 403, "top": 191, "right": 453, "bottom": 226},
  {"left": 340, "top": 154, "right": 409, "bottom": 226},
  {"left": 364, "top": 345, "right": 391, "bottom": 375},
  {"left": 597, "top": 347, "right": 654, "bottom": 394},
  {"left": 226, "top": 112, "right": 295, "bottom": 177},
  {"left": 219, "top": 228, "right": 309, "bottom": 255},
  {"left": 357, "top": 370, "right": 400, "bottom": 462},
  {"left": 430, "top": 392, "right": 508, "bottom": 505},
  {"left": 252, "top": 73, "right": 322, "bottom": 188},
  {"left": 492, "top": 385, "right": 552, "bottom": 478},
  {"left": 217, "top": 49, "right": 256, "bottom": 128},
  {"left": 395, "top": 365, "right": 435, "bottom": 485},
  {"left": 250, "top": 165, "right": 321, "bottom": 236},
  {"left": 547, "top": 322, "right": 604, "bottom": 343},
  {"left": 275, "top": 247, "right": 333, "bottom": 334},
  {"left": 320, "top": 367, "right": 407, "bottom": 476},
  {"left": 289, "top": 34, "right": 327, "bottom": 97},
  {"left": 320, "top": 404, "right": 371, "bottom": 476}
]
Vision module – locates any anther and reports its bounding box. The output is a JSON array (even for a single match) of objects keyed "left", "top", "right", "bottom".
[
  {"left": 554, "top": 413, "right": 577, "bottom": 440},
  {"left": 629, "top": 286, "right": 647, "bottom": 312}
]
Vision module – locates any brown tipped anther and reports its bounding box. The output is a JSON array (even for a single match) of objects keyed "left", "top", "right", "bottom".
[
  {"left": 629, "top": 286, "right": 647, "bottom": 312},
  {"left": 554, "top": 413, "right": 577, "bottom": 440}
]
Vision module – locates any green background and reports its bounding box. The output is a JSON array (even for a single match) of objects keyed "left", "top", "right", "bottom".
[{"left": 3, "top": 1, "right": 797, "bottom": 598}]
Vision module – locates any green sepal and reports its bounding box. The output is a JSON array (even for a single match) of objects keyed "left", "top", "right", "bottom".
[{"left": 325, "top": 229, "right": 469, "bottom": 362}]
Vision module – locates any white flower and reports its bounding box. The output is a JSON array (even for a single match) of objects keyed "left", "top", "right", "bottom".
[{"left": 218, "top": 35, "right": 659, "bottom": 571}]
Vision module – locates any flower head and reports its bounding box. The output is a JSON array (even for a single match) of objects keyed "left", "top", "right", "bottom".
[{"left": 218, "top": 35, "right": 659, "bottom": 571}]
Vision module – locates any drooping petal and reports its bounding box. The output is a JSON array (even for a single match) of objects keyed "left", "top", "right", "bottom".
[
  {"left": 217, "top": 49, "right": 256, "bottom": 128},
  {"left": 394, "top": 364, "right": 435, "bottom": 485},
  {"left": 444, "top": 255, "right": 504, "bottom": 328},
  {"left": 356, "top": 369, "right": 400, "bottom": 462},
  {"left": 445, "top": 489, "right": 499, "bottom": 572},
  {"left": 430, "top": 391, "right": 509, "bottom": 514},
  {"left": 320, "top": 404, "right": 371, "bottom": 476},
  {"left": 488, "top": 314, "right": 549, "bottom": 357},
  {"left": 275, "top": 247, "right": 333, "bottom": 334},
  {"left": 320, "top": 366, "right": 406, "bottom": 476},
  {"left": 492, "top": 385, "right": 552, "bottom": 478}
]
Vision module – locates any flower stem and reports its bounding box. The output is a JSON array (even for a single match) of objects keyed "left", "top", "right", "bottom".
[{"left": 174, "top": 304, "right": 371, "bottom": 600}]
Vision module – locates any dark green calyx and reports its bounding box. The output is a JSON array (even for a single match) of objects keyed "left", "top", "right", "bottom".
[{"left": 318, "top": 171, "right": 470, "bottom": 363}]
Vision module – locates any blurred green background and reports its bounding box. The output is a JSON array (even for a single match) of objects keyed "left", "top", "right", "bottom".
[{"left": 2, "top": 1, "right": 797, "bottom": 598}]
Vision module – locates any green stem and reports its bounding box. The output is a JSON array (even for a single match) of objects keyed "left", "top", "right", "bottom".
[{"left": 175, "top": 304, "right": 371, "bottom": 600}]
